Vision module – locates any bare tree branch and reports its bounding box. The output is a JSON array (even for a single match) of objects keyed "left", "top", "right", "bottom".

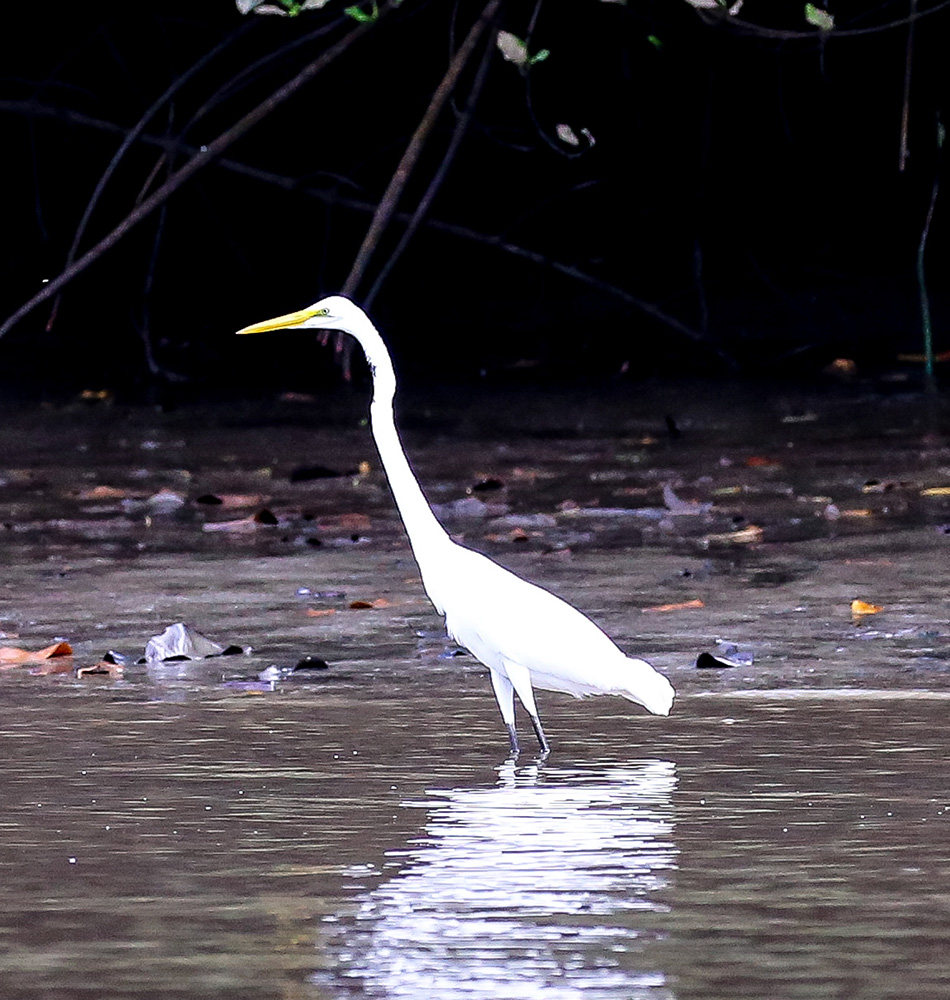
[
  {"left": 0, "top": 6, "right": 392, "bottom": 341},
  {"left": 363, "top": 11, "right": 497, "bottom": 310},
  {"left": 340, "top": 0, "right": 501, "bottom": 299},
  {"left": 0, "top": 88, "right": 723, "bottom": 361}
]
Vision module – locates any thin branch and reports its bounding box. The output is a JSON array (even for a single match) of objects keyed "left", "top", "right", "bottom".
[
  {"left": 340, "top": 0, "right": 501, "bottom": 299},
  {"left": 917, "top": 119, "right": 941, "bottom": 392},
  {"left": 898, "top": 0, "right": 917, "bottom": 172},
  {"left": 0, "top": 7, "right": 392, "bottom": 341},
  {"left": 0, "top": 93, "right": 718, "bottom": 359},
  {"left": 46, "top": 20, "right": 256, "bottom": 333},
  {"left": 363, "top": 19, "right": 496, "bottom": 310}
]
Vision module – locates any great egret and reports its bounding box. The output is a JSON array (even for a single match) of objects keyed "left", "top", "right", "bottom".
[{"left": 237, "top": 296, "right": 675, "bottom": 753}]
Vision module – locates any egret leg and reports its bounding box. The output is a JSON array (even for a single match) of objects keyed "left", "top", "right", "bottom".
[
  {"left": 488, "top": 668, "right": 520, "bottom": 754},
  {"left": 503, "top": 661, "right": 550, "bottom": 755}
]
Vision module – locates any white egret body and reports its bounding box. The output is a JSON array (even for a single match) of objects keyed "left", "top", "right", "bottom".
[{"left": 237, "top": 296, "right": 674, "bottom": 753}]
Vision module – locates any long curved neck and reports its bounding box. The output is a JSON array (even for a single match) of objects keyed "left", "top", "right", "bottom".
[{"left": 345, "top": 314, "right": 453, "bottom": 564}]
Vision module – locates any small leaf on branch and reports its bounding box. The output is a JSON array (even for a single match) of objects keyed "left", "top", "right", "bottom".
[
  {"left": 804, "top": 4, "right": 834, "bottom": 30},
  {"left": 496, "top": 31, "right": 529, "bottom": 66}
]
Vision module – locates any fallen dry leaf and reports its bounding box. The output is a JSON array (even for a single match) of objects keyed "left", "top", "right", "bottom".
[
  {"left": 921, "top": 486, "right": 950, "bottom": 496},
  {"left": 195, "top": 493, "right": 268, "bottom": 509},
  {"left": 483, "top": 527, "right": 533, "bottom": 543},
  {"left": 851, "top": 599, "right": 884, "bottom": 617},
  {"left": 0, "top": 641, "right": 73, "bottom": 666},
  {"left": 201, "top": 509, "right": 279, "bottom": 532},
  {"left": 706, "top": 525, "right": 764, "bottom": 545},
  {"left": 78, "top": 485, "right": 137, "bottom": 500},
  {"left": 320, "top": 513, "right": 372, "bottom": 532},
  {"left": 746, "top": 456, "right": 780, "bottom": 468},
  {"left": 77, "top": 660, "right": 125, "bottom": 678},
  {"left": 349, "top": 598, "right": 391, "bottom": 610},
  {"left": 305, "top": 608, "right": 337, "bottom": 618},
  {"left": 643, "top": 599, "right": 705, "bottom": 613},
  {"left": 824, "top": 358, "right": 857, "bottom": 377}
]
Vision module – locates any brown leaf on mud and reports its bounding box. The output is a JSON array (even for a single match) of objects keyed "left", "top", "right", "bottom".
[
  {"left": 77, "top": 660, "right": 125, "bottom": 678},
  {"left": 320, "top": 513, "right": 372, "bottom": 532},
  {"left": 195, "top": 493, "right": 267, "bottom": 509},
  {"left": 306, "top": 608, "right": 337, "bottom": 617},
  {"left": 746, "top": 456, "right": 780, "bottom": 468},
  {"left": 705, "top": 524, "right": 764, "bottom": 545},
  {"left": 77, "top": 485, "right": 137, "bottom": 500},
  {"left": 202, "top": 509, "right": 278, "bottom": 532},
  {"left": 643, "top": 599, "right": 705, "bottom": 613},
  {"left": 510, "top": 467, "right": 556, "bottom": 482},
  {"left": 823, "top": 358, "right": 857, "bottom": 378},
  {"left": 851, "top": 599, "right": 883, "bottom": 619},
  {"left": 484, "top": 527, "right": 532, "bottom": 543},
  {"left": 920, "top": 486, "right": 950, "bottom": 496},
  {"left": 0, "top": 641, "right": 73, "bottom": 666},
  {"left": 349, "top": 598, "right": 391, "bottom": 610}
]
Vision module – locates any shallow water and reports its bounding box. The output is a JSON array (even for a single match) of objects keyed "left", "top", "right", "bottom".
[
  {"left": 1, "top": 386, "right": 949, "bottom": 997},
  {"left": 0, "top": 689, "right": 947, "bottom": 999}
]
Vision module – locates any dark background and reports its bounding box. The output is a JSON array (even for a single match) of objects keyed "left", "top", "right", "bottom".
[{"left": 1, "top": 0, "right": 947, "bottom": 395}]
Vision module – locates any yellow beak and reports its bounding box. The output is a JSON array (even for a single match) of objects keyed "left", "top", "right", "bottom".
[{"left": 235, "top": 305, "right": 319, "bottom": 336}]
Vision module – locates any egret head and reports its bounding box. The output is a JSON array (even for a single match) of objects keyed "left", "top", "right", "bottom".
[{"left": 235, "top": 295, "right": 358, "bottom": 336}]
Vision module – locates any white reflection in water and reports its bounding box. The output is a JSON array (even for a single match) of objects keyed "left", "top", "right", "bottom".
[{"left": 329, "top": 759, "right": 677, "bottom": 999}]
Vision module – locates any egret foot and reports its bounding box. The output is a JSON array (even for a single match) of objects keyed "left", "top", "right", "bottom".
[{"left": 531, "top": 716, "right": 550, "bottom": 755}]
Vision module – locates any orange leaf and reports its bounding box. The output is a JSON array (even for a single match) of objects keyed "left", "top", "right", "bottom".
[
  {"left": 320, "top": 513, "right": 371, "bottom": 531},
  {"left": 349, "top": 598, "right": 391, "bottom": 610},
  {"left": 0, "top": 641, "right": 73, "bottom": 665},
  {"left": 78, "top": 485, "right": 135, "bottom": 500},
  {"left": 746, "top": 456, "right": 779, "bottom": 468},
  {"left": 851, "top": 599, "right": 883, "bottom": 616},
  {"left": 643, "top": 599, "right": 705, "bottom": 613},
  {"left": 305, "top": 608, "right": 337, "bottom": 618},
  {"left": 706, "top": 525, "right": 764, "bottom": 545}
]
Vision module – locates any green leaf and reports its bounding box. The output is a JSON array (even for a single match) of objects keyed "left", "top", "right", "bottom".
[
  {"left": 528, "top": 48, "right": 550, "bottom": 65},
  {"left": 345, "top": 2, "right": 378, "bottom": 23},
  {"left": 647, "top": 34, "right": 662, "bottom": 49},
  {"left": 804, "top": 4, "right": 834, "bottom": 30}
]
